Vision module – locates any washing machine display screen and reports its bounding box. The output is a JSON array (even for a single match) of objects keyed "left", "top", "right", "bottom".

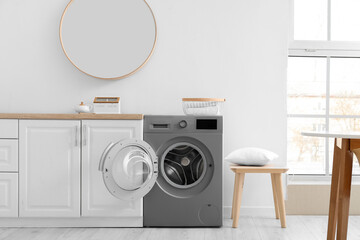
[
  {"left": 196, "top": 119, "right": 217, "bottom": 130},
  {"left": 112, "top": 146, "right": 153, "bottom": 191},
  {"left": 162, "top": 144, "right": 206, "bottom": 188}
]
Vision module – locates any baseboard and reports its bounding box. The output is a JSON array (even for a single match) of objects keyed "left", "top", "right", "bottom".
[
  {"left": 0, "top": 217, "right": 143, "bottom": 227},
  {"left": 223, "top": 206, "right": 276, "bottom": 218}
]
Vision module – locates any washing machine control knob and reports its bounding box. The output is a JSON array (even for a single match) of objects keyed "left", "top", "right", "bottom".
[{"left": 179, "top": 120, "right": 187, "bottom": 128}]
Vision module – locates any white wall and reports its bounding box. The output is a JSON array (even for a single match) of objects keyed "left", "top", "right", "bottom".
[{"left": 0, "top": 0, "right": 289, "bottom": 216}]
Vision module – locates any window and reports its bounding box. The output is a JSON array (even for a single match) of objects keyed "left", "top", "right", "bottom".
[{"left": 288, "top": 0, "right": 360, "bottom": 175}]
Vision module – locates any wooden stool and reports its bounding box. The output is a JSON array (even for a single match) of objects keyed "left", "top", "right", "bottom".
[{"left": 230, "top": 165, "right": 289, "bottom": 228}]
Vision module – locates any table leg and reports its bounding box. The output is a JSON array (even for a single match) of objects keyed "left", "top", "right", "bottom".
[
  {"left": 271, "top": 173, "right": 280, "bottom": 219},
  {"left": 327, "top": 138, "right": 344, "bottom": 240},
  {"left": 352, "top": 148, "right": 360, "bottom": 167},
  {"left": 274, "top": 173, "right": 286, "bottom": 228},
  {"left": 232, "top": 173, "right": 245, "bottom": 228},
  {"left": 336, "top": 139, "right": 353, "bottom": 240}
]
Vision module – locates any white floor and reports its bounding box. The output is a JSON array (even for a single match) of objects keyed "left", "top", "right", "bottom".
[{"left": 1, "top": 216, "right": 360, "bottom": 240}]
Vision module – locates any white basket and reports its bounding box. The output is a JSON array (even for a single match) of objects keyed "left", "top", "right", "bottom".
[{"left": 182, "top": 98, "right": 225, "bottom": 116}]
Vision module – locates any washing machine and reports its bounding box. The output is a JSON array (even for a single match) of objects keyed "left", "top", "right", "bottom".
[
  {"left": 143, "top": 115, "right": 223, "bottom": 227},
  {"left": 98, "top": 115, "right": 223, "bottom": 227}
]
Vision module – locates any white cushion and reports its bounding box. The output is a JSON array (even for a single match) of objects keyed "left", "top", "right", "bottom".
[{"left": 225, "top": 147, "right": 278, "bottom": 166}]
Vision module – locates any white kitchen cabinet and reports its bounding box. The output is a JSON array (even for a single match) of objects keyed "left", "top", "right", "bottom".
[
  {"left": 81, "top": 120, "right": 143, "bottom": 217},
  {"left": 0, "top": 173, "right": 18, "bottom": 217},
  {"left": 0, "top": 140, "right": 18, "bottom": 172},
  {"left": 19, "top": 120, "right": 81, "bottom": 217},
  {"left": 0, "top": 119, "right": 18, "bottom": 139}
]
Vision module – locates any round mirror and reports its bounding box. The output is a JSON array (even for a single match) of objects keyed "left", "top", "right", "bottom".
[{"left": 60, "top": 0, "right": 157, "bottom": 80}]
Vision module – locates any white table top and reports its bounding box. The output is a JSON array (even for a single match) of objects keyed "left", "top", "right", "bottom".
[{"left": 302, "top": 131, "right": 360, "bottom": 139}]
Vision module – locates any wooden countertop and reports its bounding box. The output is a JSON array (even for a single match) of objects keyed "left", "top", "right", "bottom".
[{"left": 0, "top": 113, "right": 143, "bottom": 120}]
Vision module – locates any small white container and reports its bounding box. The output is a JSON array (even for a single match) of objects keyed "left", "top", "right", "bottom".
[
  {"left": 74, "top": 102, "right": 93, "bottom": 113},
  {"left": 93, "top": 97, "right": 121, "bottom": 114},
  {"left": 182, "top": 98, "right": 225, "bottom": 116}
]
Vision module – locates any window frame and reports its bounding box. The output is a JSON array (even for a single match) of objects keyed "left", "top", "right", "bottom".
[{"left": 288, "top": 0, "right": 360, "bottom": 178}]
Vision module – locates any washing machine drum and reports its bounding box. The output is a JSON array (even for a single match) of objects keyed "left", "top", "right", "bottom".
[
  {"left": 98, "top": 139, "right": 158, "bottom": 201},
  {"left": 163, "top": 144, "right": 205, "bottom": 187}
]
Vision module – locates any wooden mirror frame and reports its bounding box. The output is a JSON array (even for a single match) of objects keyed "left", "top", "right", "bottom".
[{"left": 59, "top": 0, "right": 157, "bottom": 80}]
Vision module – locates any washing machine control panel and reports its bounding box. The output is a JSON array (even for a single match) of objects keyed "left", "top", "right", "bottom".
[{"left": 144, "top": 116, "right": 222, "bottom": 133}]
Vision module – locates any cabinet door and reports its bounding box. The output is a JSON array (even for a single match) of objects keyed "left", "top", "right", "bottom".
[
  {"left": 82, "top": 120, "right": 143, "bottom": 217},
  {"left": 0, "top": 173, "right": 18, "bottom": 217},
  {"left": 19, "top": 120, "right": 81, "bottom": 217},
  {"left": 0, "top": 140, "right": 18, "bottom": 172}
]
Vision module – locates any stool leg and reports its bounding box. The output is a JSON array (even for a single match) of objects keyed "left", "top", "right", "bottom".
[
  {"left": 231, "top": 173, "right": 238, "bottom": 220},
  {"left": 231, "top": 172, "right": 238, "bottom": 219},
  {"left": 232, "top": 173, "right": 245, "bottom": 228},
  {"left": 274, "top": 173, "right": 286, "bottom": 228},
  {"left": 271, "top": 173, "right": 280, "bottom": 219}
]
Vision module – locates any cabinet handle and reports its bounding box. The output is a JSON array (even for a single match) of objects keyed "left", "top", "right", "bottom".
[
  {"left": 75, "top": 126, "right": 79, "bottom": 147},
  {"left": 83, "top": 125, "right": 87, "bottom": 146}
]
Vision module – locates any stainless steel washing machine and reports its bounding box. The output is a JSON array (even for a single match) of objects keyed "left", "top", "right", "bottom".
[{"left": 143, "top": 115, "right": 223, "bottom": 227}]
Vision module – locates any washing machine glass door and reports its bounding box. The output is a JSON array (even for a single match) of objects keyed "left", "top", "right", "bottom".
[{"left": 98, "top": 139, "right": 158, "bottom": 201}]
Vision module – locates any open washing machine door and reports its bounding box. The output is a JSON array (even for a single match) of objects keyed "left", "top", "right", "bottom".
[{"left": 98, "top": 139, "right": 158, "bottom": 201}]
